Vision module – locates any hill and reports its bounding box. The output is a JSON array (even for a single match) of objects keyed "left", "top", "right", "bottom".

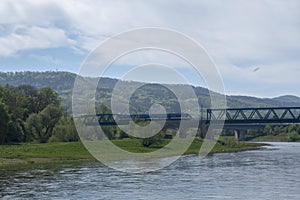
[
  {"left": 272, "top": 95, "right": 300, "bottom": 104},
  {"left": 0, "top": 71, "right": 299, "bottom": 114}
]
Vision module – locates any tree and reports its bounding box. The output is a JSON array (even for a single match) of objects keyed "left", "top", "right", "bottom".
[
  {"left": 17, "top": 85, "right": 39, "bottom": 113},
  {"left": 26, "top": 105, "right": 63, "bottom": 143},
  {"left": 0, "top": 102, "right": 10, "bottom": 144},
  {"left": 264, "top": 125, "right": 273, "bottom": 136},
  {"left": 273, "top": 126, "right": 282, "bottom": 135},
  {"left": 6, "top": 120, "right": 24, "bottom": 143},
  {"left": 25, "top": 113, "right": 43, "bottom": 142},
  {"left": 287, "top": 131, "right": 300, "bottom": 142},
  {"left": 50, "top": 114, "right": 79, "bottom": 142},
  {"left": 0, "top": 84, "right": 64, "bottom": 144},
  {"left": 37, "top": 87, "right": 60, "bottom": 112},
  {"left": 3, "top": 87, "right": 30, "bottom": 121}
]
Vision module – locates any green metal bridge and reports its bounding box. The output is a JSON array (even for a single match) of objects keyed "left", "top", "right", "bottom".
[
  {"left": 83, "top": 113, "right": 193, "bottom": 126},
  {"left": 207, "top": 107, "right": 300, "bottom": 124},
  {"left": 81, "top": 107, "right": 300, "bottom": 141},
  {"left": 83, "top": 107, "right": 300, "bottom": 126}
]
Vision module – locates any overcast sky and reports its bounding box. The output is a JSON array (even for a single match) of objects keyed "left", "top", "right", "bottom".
[{"left": 0, "top": 0, "right": 299, "bottom": 97}]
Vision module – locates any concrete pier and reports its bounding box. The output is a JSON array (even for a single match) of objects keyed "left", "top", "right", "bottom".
[{"left": 234, "top": 129, "right": 246, "bottom": 141}]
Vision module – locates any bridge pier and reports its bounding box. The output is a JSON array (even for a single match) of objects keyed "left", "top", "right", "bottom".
[
  {"left": 179, "top": 128, "right": 188, "bottom": 138},
  {"left": 234, "top": 129, "right": 246, "bottom": 141}
]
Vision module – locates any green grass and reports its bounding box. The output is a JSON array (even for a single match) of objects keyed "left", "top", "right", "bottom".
[
  {"left": 0, "top": 138, "right": 265, "bottom": 167},
  {"left": 217, "top": 136, "right": 236, "bottom": 142},
  {"left": 186, "top": 138, "right": 263, "bottom": 155},
  {"left": 0, "top": 142, "right": 93, "bottom": 163},
  {"left": 111, "top": 138, "right": 170, "bottom": 153}
]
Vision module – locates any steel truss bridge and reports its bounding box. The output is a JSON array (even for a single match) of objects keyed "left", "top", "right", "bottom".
[
  {"left": 83, "top": 113, "right": 193, "bottom": 126},
  {"left": 81, "top": 107, "right": 300, "bottom": 140},
  {"left": 207, "top": 107, "right": 300, "bottom": 124},
  {"left": 83, "top": 107, "right": 300, "bottom": 125}
]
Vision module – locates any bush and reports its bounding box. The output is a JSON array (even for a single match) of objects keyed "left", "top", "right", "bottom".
[
  {"left": 287, "top": 131, "right": 300, "bottom": 142},
  {"left": 141, "top": 133, "right": 163, "bottom": 147}
]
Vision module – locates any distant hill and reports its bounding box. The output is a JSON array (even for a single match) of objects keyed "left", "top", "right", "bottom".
[
  {"left": 0, "top": 71, "right": 76, "bottom": 97},
  {"left": 273, "top": 95, "right": 300, "bottom": 105},
  {"left": 0, "top": 71, "right": 299, "bottom": 114}
]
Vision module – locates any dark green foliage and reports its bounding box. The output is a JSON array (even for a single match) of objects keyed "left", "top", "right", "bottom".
[
  {"left": 7, "top": 120, "right": 24, "bottom": 143},
  {"left": 0, "top": 102, "right": 9, "bottom": 144},
  {"left": 0, "top": 71, "right": 76, "bottom": 95},
  {"left": 287, "top": 131, "right": 300, "bottom": 142},
  {"left": 0, "top": 84, "right": 69, "bottom": 144},
  {"left": 273, "top": 126, "right": 284, "bottom": 135},
  {"left": 37, "top": 87, "right": 60, "bottom": 111},
  {"left": 264, "top": 124, "right": 273, "bottom": 135},
  {"left": 50, "top": 114, "right": 78, "bottom": 142},
  {"left": 2, "top": 85, "right": 31, "bottom": 121},
  {"left": 25, "top": 105, "right": 63, "bottom": 143},
  {"left": 16, "top": 85, "right": 40, "bottom": 113},
  {"left": 244, "top": 124, "right": 300, "bottom": 142}
]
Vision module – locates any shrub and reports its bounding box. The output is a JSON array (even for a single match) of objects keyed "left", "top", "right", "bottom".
[{"left": 287, "top": 131, "right": 300, "bottom": 142}]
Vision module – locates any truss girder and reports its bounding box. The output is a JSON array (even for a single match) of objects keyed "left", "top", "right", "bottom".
[{"left": 207, "top": 107, "right": 300, "bottom": 124}]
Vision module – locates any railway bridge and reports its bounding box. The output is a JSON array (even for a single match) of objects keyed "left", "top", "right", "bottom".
[{"left": 81, "top": 107, "right": 300, "bottom": 141}]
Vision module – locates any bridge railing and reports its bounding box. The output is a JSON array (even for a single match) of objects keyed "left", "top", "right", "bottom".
[{"left": 207, "top": 107, "right": 300, "bottom": 124}]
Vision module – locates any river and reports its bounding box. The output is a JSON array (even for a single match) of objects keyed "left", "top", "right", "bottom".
[{"left": 0, "top": 142, "right": 299, "bottom": 200}]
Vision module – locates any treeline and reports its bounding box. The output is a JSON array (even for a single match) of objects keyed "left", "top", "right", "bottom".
[
  {"left": 247, "top": 124, "right": 300, "bottom": 142},
  {"left": 0, "top": 71, "right": 76, "bottom": 94},
  {"left": 0, "top": 84, "right": 78, "bottom": 144},
  {"left": 222, "top": 124, "right": 300, "bottom": 142}
]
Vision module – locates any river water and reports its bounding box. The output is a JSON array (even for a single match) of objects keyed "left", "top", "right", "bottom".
[{"left": 0, "top": 142, "right": 299, "bottom": 200}]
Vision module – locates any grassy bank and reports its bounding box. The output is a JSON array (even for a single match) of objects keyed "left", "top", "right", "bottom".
[
  {"left": 0, "top": 138, "right": 265, "bottom": 167},
  {"left": 0, "top": 141, "right": 93, "bottom": 166},
  {"left": 250, "top": 133, "right": 300, "bottom": 142}
]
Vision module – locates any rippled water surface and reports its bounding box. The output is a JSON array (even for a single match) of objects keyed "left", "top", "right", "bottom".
[{"left": 1, "top": 142, "right": 299, "bottom": 199}]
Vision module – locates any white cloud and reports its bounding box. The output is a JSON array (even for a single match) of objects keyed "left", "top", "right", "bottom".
[
  {"left": 0, "top": 0, "right": 299, "bottom": 96},
  {"left": 1, "top": 0, "right": 299, "bottom": 59},
  {"left": 0, "top": 25, "right": 73, "bottom": 56}
]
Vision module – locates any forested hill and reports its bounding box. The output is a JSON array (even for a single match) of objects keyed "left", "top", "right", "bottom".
[
  {"left": 0, "top": 71, "right": 76, "bottom": 97},
  {"left": 0, "top": 71, "right": 300, "bottom": 112}
]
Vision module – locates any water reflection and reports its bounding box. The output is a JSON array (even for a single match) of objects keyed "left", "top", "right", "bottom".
[{"left": 0, "top": 142, "right": 299, "bottom": 199}]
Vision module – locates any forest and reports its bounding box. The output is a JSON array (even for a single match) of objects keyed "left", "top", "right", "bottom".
[{"left": 0, "top": 84, "right": 78, "bottom": 144}]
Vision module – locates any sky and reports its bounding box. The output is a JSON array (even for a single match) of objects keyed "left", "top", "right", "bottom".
[{"left": 0, "top": 0, "right": 299, "bottom": 98}]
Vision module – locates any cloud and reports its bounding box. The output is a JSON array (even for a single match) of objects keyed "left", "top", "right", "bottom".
[
  {"left": 1, "top": 0, "right": 299, "bottom": 60},
  {"left": 0, "top": 25, "right": 74, "bottom": 56},
  {"left": 0, "top": 0, "right": 163, "bottom": 54},
  {"left": 0, "top": 0, "right": 299, "bottom": 96}
]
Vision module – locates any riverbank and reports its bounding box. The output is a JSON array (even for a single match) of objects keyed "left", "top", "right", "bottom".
[
  {"left": 0, "top": 138, "right": 265, "bottom": 167},
  {"left": 250, "top": 133, "right": 300, "bottom": 142}
]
